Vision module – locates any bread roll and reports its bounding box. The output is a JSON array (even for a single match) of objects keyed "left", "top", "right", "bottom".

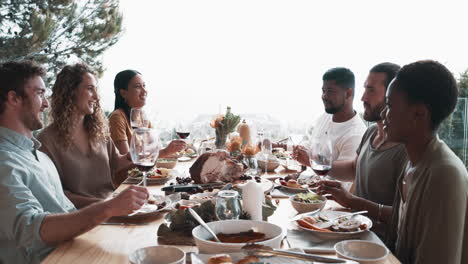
[
  {"left": 236, "top": 255, "right": 260, "bottom": 264},
  {"left": 207, "top": 254, "right": 233, "bottom": 264}
]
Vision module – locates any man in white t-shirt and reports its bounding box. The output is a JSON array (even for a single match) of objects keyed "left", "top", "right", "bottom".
[{"left": 298, "top": 67, "right": 366, "bottom": 165}]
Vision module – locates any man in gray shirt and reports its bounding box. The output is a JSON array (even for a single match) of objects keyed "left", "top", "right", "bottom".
[
  {"left": 315, "top": 63, "right": 407, "bottom": 236},
  {"left": 0, "top": 60, "right": 149, "bottom": 264}
]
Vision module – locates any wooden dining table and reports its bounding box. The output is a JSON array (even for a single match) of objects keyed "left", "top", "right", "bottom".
[{"left": 42, "top": 160, "right": 401, "bottom": 264}]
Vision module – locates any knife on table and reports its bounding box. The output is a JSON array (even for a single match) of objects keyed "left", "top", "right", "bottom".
[{"left": 162, "top": 182, "right": 226, "bottom": 194}]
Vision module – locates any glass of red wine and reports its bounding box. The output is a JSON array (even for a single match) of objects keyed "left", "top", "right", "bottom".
[
  {"left": 308, "top": 135, "right": 333, "bottom": 181},
  {"left": 175, "top": 122, "right": 190, "bottom": 141},
  {"left": 129, "top": 128, "right": 161, "bottom": 187}
]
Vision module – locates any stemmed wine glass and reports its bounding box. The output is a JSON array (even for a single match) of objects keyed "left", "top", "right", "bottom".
[
  {"left": 175, "top": 122, "right": 191, "bottom": 141},
  {"left": 308, "top": 135, "right": 333, "bottom": 181},
  {"left": 129, "top": 128, "right": 162, "bottom": 187},
  {"left": 261, "top": 132, "right": 272, "bottom": 176},
  {"left": 285, "top": 136, "right": 298, "bottom": 171},
  {"left": 130, "top": 108, "right": 150, "bottom": 129}
]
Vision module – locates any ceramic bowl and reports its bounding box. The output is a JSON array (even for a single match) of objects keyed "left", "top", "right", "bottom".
[
  {"left": 334, "top": 240, "right": 389, "bottom": 264},
  {"left": 156, "top": 158, "right": 178, "bottom": 169},
  {"left": 289, "top": 194, "right": 327, "bottom": 213},
  {"left": 257, "top": 158, "right": 280, "bottom": 172},
  {"left": 192, "top": 220, "right": 283, "bottom": 254},
  {"left": 189, "top": 191, "right": 218, "bottom": 204},
  {"left": 129, "top": 245, "right": 185, "bottom": 264}
]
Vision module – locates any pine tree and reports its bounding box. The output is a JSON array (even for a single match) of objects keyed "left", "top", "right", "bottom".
[
  {"left": 439, "top": 69, "right": 468, "bottom": 166},
  {"left": 0, "top": 0, "right": 123, "bottom": 85}
]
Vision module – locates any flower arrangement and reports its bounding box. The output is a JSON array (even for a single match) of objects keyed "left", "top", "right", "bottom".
[
  {"left": 226, "top": 135, "right": 242, "bottom": 157},
  {"left": 210, "top": 106, "right": 241, "bottom": 149}
]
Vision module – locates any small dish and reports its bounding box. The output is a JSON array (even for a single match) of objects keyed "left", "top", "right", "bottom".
[
  {"left": 289, "top": 193, "right": 327, "bottom": 213},
  {"left": 257, "top": 159, "right": 280, "bottom": 172},
  {"left": 334, "top": 240, "right": 389, "bottom": 264},
  {"left": 129, "top": 245, "right": 185, "bottom": 264},
  {"left": 156, "top": 158, "right": 178, "bottom": 169},
  {"left": 177, "top": 200, "right": 201, "bottom": 209},
  {"left": 189, "top": 191, "right": 218, "bottom": 204}
]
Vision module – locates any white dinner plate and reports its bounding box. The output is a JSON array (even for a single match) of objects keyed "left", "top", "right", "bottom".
[
  {"left": 296, "top": 210, "right": 373, "bottom": 239},
  {"left": 119, "top": 195, "right": 171, "bottom": 218},
  {"left": 274, "top": 178, "right": 308, "bottom": 192}
]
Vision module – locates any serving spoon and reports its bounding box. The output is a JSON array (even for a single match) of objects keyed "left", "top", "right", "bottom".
[
  {"left": 241, "top": 244, "right": 348, "bottom": 263},
  {"left": 188, "top": 208, "right": 221, "bottom": 242}
]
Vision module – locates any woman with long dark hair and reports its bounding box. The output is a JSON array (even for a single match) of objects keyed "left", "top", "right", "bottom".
[{"left": 108, "top": 70, "right": 185, "bottom": 154}]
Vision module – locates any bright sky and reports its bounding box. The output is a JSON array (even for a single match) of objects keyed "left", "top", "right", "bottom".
[{"left": 99, "top": 0, "right": 468, "bottom": 127}]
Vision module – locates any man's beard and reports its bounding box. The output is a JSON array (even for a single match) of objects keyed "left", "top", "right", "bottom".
[
  {"left": 364, "top": 101, "right": 385, "bottom": 122},
  {"left": 325, "top": 103, "right": 345, "bottom": 114},
  {"left": 21, "top": 98, "right": 44, "bottom": 131}
]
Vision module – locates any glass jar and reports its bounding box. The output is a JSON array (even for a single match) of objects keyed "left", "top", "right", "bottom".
[
  {"left": 215, "top": 190, "right": 241, "bottom": 220},
  {"left": 243, "top": 155, "right": 259, "bottom": 176}
]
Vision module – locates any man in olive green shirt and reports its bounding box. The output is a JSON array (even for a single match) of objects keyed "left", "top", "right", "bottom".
[{"left": 0, "top": 61, "right": 149, "bottom": 264}]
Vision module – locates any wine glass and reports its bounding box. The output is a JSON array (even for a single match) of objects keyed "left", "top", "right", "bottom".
[
  {"left": 215, "top": 190, "right": 241, "bottom": 220},
  {"left": 130, "top": 108, "right": 150, "bottom": 129},
  {"left": 308, "top": 135, "right": 333, "bottom": 181},
  {"left": 285, "top": 136, "right": 299, "bottom": 171},
  {"left": 260, "top": 133, "right": 272, "bottom": 176},
  {"left": 175, "top": 122, "right": 191, "bottom": 141},
  {"left": 129, "top": 128, "right": 162, "bottom": 187}
]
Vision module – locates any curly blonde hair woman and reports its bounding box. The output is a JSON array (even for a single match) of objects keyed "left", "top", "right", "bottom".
[
  {"left": 49, "top": 63, "right": 108, "bottom": 148},
  {"left": 38, "top": 63, "right": 131, "bottom": 208}
]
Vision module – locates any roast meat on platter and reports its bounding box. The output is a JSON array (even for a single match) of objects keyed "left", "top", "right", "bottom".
[{"left": 190, "top": 152, "right": 244, "bottom": 184}]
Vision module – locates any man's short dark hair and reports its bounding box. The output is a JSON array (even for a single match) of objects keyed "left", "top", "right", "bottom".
[
  {"left": 322, "top": 67, "right": 355, "bottom": 94},
  {"left": 395, "top": 60, "right": 458, "bottom": 130},
  {"left": 370, "top": 62, "right": 401, "bottom": 89},
  {"left": 0, "top": 60, "right": 46, "bottom": 114}
]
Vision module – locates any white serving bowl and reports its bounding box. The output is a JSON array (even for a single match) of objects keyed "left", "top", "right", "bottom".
[
  {"left": 257, "top": 159, "right": 280, "bottom": 172},
  {"left": 289, "top": 194, "right": 327, "bottom": 213},
  {"left": 192, "top": 220, "right": 283, "bottom": 254},
  {"left": 156, "top": 158, "right": 178, "bottom": 169},
  {"left": 334, "top": 240, "right": 389, "bottom": 264},
  {"left": 129, "top": 245, "right": 185, "bottom": 264}
]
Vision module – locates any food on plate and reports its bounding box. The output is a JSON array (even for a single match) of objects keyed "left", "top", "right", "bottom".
[
  {"left": 284, "top": 173, "right": 300, "bottom": 181},
  {"left": 146, "top": 195, "right": 166, "bottom": 209},
  {"left": 211, "top": 230, "right": 267, "bottom": 243},
  {"left": 128, "top": 167, "right": 171, "bottom": 179},
  {"left": 293, "top": 192, "right": 324, "bottom": 204},
  {"left": 207, "top": 254, "right": 233, "bottom": 264},
  {"left": 189, "top": 191, "right": 217, "bottom": 202},
  {"left": 279, "top": 179, "right": 303, "bottom": 189},
  {"left": 236, "top": 255, "right": 260, "bottom": 264},
  {"left": 272, "top": 148, "right": 288, "bottom": 159},
  {"left": 185, "top": 148, "right": 195, "bottom": 154},
  {"left": 206, "top": 254, "right": 259, "bottom": 264},
  {"left": 190, "top": 152, "right": 244, "bottom": 183},
  {"left": 175, "top": 176, "right": 193, "bottom": 185},
  {"left": 297, "top": 214, "right": 368, "bottom": 233},
  {"left": 338, "top": 219, "right": 366, "bottom": 232}
]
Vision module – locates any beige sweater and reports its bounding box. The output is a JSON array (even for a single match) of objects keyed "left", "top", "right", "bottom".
[
  {"left": 38, "top": 126, "right": 119, "bottom": 199},
  {"left": 387, "top": 136, "right": 468, "bottom": 263}
]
